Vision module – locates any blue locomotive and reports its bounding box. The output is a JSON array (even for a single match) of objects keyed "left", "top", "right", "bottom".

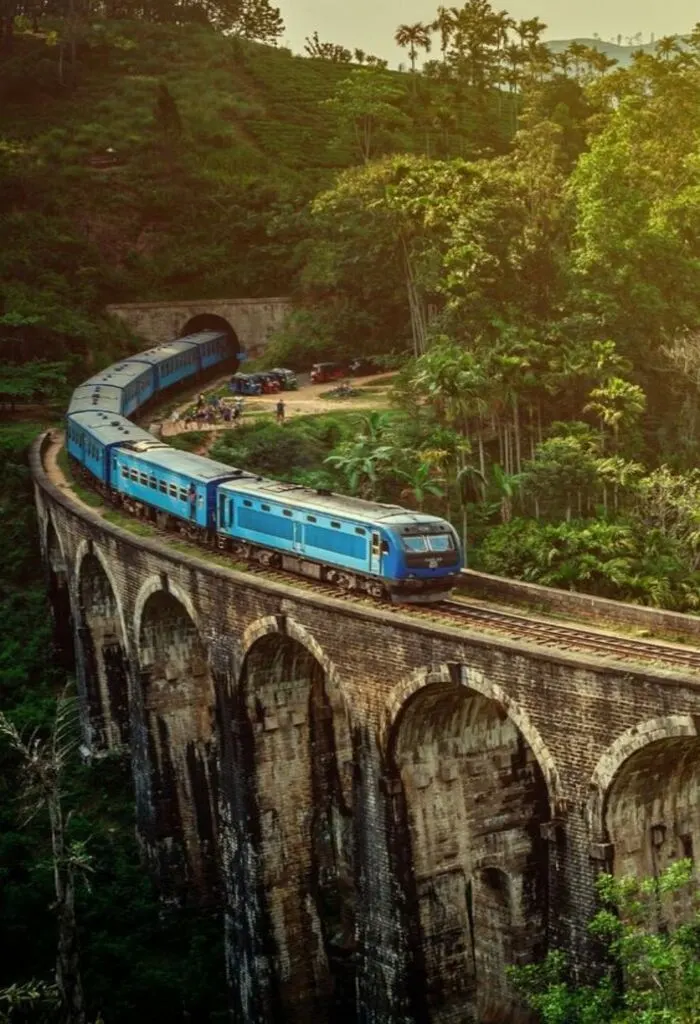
[{"left": 65, "top": 330, "right": 462, "bottom": 602}]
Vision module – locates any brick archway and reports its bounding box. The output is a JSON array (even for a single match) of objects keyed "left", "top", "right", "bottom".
[
  {"left": 383, "top": 662, "right": 563, "bottom": 810},
  {"left": 222, "top": 622, "right": 355, "bottom": 1022},
  {"left": 386, "top": 664, "right": 551, "bottom": 1024},
  {"left": 135, "top": 585, "right": 218, "bottom": 895},
  {"left": 75, "top": 543, "right": 130, "bottom": 749},
  {"left": 586, "top": 714, "right": 700, "bottom": 839}
]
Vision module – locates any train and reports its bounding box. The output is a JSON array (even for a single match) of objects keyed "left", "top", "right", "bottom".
[{"left": 65, "top": 329, "right": 463, "bottom": 602}]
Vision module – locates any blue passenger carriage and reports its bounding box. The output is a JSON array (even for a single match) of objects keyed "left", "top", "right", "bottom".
[
  {"left": 183, "top": 330, "right": 232, "bottom": 371},
  {"left": 68, "top": 384, "right": 124, "bottom": 416},
  {"left": 112, "top": 448, "right": 247, "bottom": 530},
  {"left": 66, "top": 411, "right": 162, "bottom": 489},
  {"left": 130, "top": 340, "right": 199, "bottom": 392},
  {"left": 81, "top": 362, "right": 156, "bottom": 417}
]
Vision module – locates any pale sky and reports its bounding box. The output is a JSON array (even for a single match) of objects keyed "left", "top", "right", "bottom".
[{"left": 276, "top": 0, "right": 697, "bottom": 63}]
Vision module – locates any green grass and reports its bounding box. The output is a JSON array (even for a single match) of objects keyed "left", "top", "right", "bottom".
[
  {"left": 102, "top": 510, "right": 157, "bottom": 536},
  {"left": 168, "top": 431, "right": 208, "bottom": 452}
]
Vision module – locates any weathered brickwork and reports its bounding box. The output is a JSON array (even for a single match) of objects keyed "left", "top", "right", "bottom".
[{"left": 32, "top": 436, "right": 700, "bottom": 1023}]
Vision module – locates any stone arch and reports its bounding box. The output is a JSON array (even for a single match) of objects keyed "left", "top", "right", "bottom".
[
  {"left": 75, "top": 543, "right": 130, "bottom": 750},
  {"left": 45, "top": 515, "right": 75, "bottom": 673},
  {"left": 134, "top": 574, "right": 200, "bottom": 645},
  {"left": 223, "top": 619, "right": 354, "bottom": 1023},
  {"left": 383, "top": 662, "right": 562, "bottom": 811},
  {"left": 592, "top": 717, "right": 700, "bottom": 926},
  {"left": 136, "top": 586, "right": 218, "bottom": 895},
  {"left": 387, "top": 663, "right": 549, "bottom": 1024},
  {"left": 587, "top": 715, "right": 699, "bottom": 839}
]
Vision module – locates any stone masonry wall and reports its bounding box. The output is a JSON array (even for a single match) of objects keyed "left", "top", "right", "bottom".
[
  {"left": 32, "top": 435, "right": 700, "bottom": 1023},
  {"left": 106, "top": 297, "right": 292, "bottom": 358}
]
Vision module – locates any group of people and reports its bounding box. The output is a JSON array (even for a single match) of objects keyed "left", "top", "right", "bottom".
[{"left": 169, "top": 391, "right": 287, "bottom": 430}]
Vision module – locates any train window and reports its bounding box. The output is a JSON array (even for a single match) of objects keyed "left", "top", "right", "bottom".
[
  {"left": 149, "top": 476, "right": 157, "bottom": 489},
  {"left": 130, "top": 469, "right": 138, "bottom": 481},
  {"left": 402, "top": 535, "right": 428, "bottom": 552},
  {"left": 113, "top": 457, "right": 117, "bottom": 472},
  {"left": 382, "top": 541, "right": 389, "bottom": 554},
  {"left": 121, "top": 466, "right": 128, "bottom": 479},
  {"left": 169, "top": 484, "right": 177, "bottom": 498},
  {"left": 179, "top": 489, "right": 188, "bottom": 502},
  {"left": 158, "top": 480, "right": 167, "bottom": 493},
  {"left": 355, "top": 527, "right": 366, "bottom": 535},
  {"left": 427, "top": 534, "right": 454, "bottom": 551},
  {"left": 243, "top": 499, "right": 252, "bottom": 507},
  {"left": 139, "top": 473, "right": 148, "bottom": 486},
  {"left": 331, "top": 521, "right": 341, "bottom": 529},
  {"left": 283, "top": 510, "right": 292, "bottom": 517},
  {"left": 261, "top": 504, "right": 270, "bottom": 511},
  {"left": 197, "top": 495, "right": 203, "bottom": 507},
  {"left": 307, "top": 515, "right": 317, "bottom": 523}
]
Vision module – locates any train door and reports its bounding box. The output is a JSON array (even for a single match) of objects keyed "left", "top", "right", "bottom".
[
  {"left": 370, "top": 531, "right": 382, "bottom": 574},
  {"left": 218, "top": 492, "right": 228, "bottom": 530},
  {"left": 293, "top": 520, "right": 304, "bottom": 553}
]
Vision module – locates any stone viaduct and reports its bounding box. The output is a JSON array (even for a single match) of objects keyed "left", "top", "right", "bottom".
[
  {"left": 107, "top": 297, "right": 292, "bottom": 361},
  {"left": 32, "top": 436, "right": 700, "bottom": 1024}
]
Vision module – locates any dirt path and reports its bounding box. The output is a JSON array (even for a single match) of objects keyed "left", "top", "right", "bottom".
[{"left": 157, "top": 374, "right": 393, "bottom": 439}]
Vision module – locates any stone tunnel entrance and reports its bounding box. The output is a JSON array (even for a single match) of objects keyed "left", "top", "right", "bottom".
[
  {"left": 77, "top": 552, "right": 129, "bottom": 751},
  {"left": 137, "top": 590, "right": 218, "bottom": 896},
  {"left": 225, "top": 631, "right": 354, "bottom": 1024},
  {"left": 390, "top": 668, "right": 549, "bottom": 1024},
  {"left": 605, "top": 736, "right": 700, "bottom": 926},
  {"left": 46, "top": 518, "right": 75, "bottom": 674},
  {"left": 179, "top": 313, "right": 240, "bottom": 371}
]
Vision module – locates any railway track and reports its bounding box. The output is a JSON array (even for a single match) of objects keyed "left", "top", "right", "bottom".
[
  {"left": 247, "top": 564, "right": 700, "bottom": 673},
  {"left": 432, "top": 600, "right": 700, "bottom": 672}
]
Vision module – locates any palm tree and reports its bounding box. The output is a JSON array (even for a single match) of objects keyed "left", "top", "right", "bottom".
[
  {"left": 324, "top": 411, "right": 396, "bottom": 498},
  {"left": 584, "top": 377, "right": 646, "bottom": 453},
  {"left": 456, "top": 461, "right": 485, "bottom": 564},
  {"left": 431, "top": 6, "right": 455, "bottom": 63},
  {"left": 397, "top": 460, "right": 445, "bottom": 510},
  {"left": 656, "top": 35, "right": 680, "bottom": 61},
  {"left": 395, "top": 21, "right": 432, "bottom": 74}
]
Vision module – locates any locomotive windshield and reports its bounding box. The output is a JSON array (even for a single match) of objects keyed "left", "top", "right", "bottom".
[{"left": 402, "top": 534, "right": 455, "bottom": 552}]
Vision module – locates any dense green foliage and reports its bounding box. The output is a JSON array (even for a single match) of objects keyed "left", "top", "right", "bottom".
[
  {"left": 0, "top": 15, "right": 516, "bottom": 400},
  {"left": 260, "top": 19, "right": 700, "bottom": 611},
  {"left": 512, "top": 861, "right": 700, "bottom": 1023}
]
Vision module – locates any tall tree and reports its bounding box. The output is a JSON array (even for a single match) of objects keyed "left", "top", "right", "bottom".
[
  {"left": 394, "top": 21, "right": 431, "bottom": 73},
  {"left": 431, "top": 5, "right": 455, "bottom": 63},
  {"left": 323, "top": 70, "right": 408, "bottom": 164},
  {"left": 0, "top": 697, "right": 90, "bottom": 1024}
]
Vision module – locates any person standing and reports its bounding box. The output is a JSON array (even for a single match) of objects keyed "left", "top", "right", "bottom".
[{"left": 276, "top": 398, "right": 285, "bottom": 424}]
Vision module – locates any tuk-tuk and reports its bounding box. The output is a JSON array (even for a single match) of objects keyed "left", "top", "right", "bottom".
[
  {"left": 268, "top": 367, "right": 298, "bottom": 390},
  {"left": 248, "top": 372, "right": 281, "bottom": 394},
  {"left": 229, "top": 373, "right": 262, "bottom": 395},
  {"left": 310, "top": 362, "right": 345, "bottom": 384}
]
